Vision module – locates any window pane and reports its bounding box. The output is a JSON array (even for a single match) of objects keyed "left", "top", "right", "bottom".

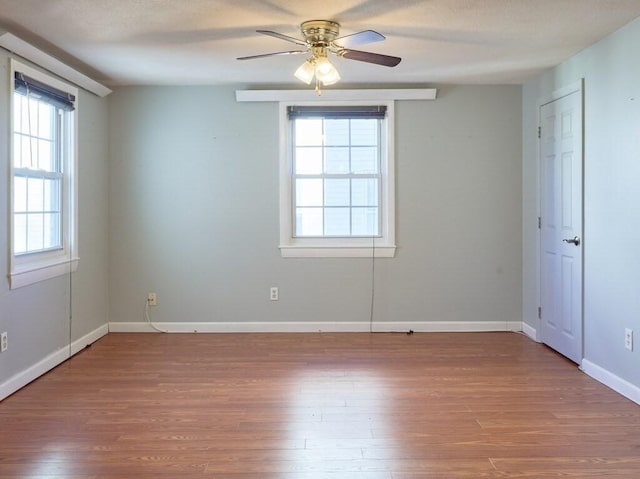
[
  {"left": 324, "top": 147, "right": 349, "bottom": 173},
  {"left": 38, "top": 102, "right": 53, "bottom": 140},
  {"left": 296, "top": 208, "right": 323, "bottom": 236},
  {"left": 351, "top": 119, "right": 378, "bottom": 146},
  {"left": 14, "top": 177, "right": 27, "bottom": 212},
  {"left": 28, "top": 98, "right": 39, "bottom": 134},
  {"left": 14, "top": 213, "right": 27, "bottom": 254},
  {"left": 325, "top": 208, "right": 350, "bottom": 236},
  {"left": 19, "top": 96, "right": 30, "bottom": 133},
  {"left": 27, "top": 213, "right": 44, "bottom": 251},
  {"left": 27, "top": 178, "right": 45, "bottom": 212},
  {"left": 21, "top": 136, "right": 33, "bottom": 168},
  {"left": 13, "top": 134, "right": 23, "bottom": 168},
  {"left": 295, "top": 119, "right": 322, "bottom": 146},
  {"left": 352, "top": 207, "right": 379, "bottom": 236},
  {"left": 44, "top": 179, "right": 61, "bottom": 212},
  {"left": 324, "top": 179, "right": 350, "bottom": 206},
  {"left": 43, "top": 213, "right": 61, "bottom": 249},
  {"left": 295, "top": 179, "right": 323, "bottom": 206},
  {"left": 351, "top": 147, "right": 378, "bottom": 174},
  {"left": 14, "top": 95, "right": 22, "bottom": 133},
  {"left": 38, "top": 139, "right": 55, "bottom": 172},
  {"left": 295, "top": 147, "right": 322, "bottom": 174},
  {"left": 324, "top": 119, "right": 349, "bottom": 146},
  {"left": 352, "top": 178, "right": 379, "bottom": 206}
]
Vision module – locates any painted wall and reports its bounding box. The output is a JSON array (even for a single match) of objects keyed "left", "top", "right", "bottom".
[
  {"left": 0, "top": 50, "right": 109, "bottom": 395},
  {"left": 108, "top": 85, "right": 522, "bottom": 330},
  {"left": 523, "top": 17, "right": 640, "bottom": 388}
]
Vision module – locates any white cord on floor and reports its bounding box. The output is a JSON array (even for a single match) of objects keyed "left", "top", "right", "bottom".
[{"left": 144, "top": 299, "right": 168, "bottom": 333}]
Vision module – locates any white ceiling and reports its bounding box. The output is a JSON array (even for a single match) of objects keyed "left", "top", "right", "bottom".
[{"left": 1, "top": 0, "right": 639, "bottom": 88}]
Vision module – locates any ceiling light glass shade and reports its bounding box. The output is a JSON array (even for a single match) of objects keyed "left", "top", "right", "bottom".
[
  {"left": 314, "top": 56, "right": 333, "bottom": 75},
  {"left": 314, "top": 56, "right": 340, "bottom": 85},
  {"left": 319, "top": 68, "right": 340, "bottom": 85},
  {"left": 294, "top": 59, "right": 315, "bottom": 84}
]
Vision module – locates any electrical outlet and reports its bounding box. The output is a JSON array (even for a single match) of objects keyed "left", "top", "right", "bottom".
[
  {"left": 625, "top": 328, "right": 633, "bottom": 351},
  {"left": 270, "top": 287, "right": 279, "bottom": 301},
  {"left": 147, "top": 292, "right": 157, "bottom": 306},
  {"left": 1, "top": 332, "right": 7, "bottom": 353}
]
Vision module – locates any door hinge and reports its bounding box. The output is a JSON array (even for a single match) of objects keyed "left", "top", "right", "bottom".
[
  {"left": 538, "top": 307, "right": 542, "bottom": 319},
  {"left": 538, "top": 126, "right": 541, "bottom": 139},
  {"left": 538, "top": 216, "right": 541, "bottom": 229}
]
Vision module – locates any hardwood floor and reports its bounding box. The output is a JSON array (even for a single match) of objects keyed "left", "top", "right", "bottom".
[{"left": 1, "top": 332, "right": 639, "bottom": 478}]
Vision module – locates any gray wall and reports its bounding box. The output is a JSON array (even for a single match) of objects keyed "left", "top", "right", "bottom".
[
  {"left": 0, "top": 51, "right": 109, "bottom": 389},
  {"left": 109, "top": 85, "right": 522, "bottom": 328},
  {"left": 523, "top": 17, "right": 640, "bottom": 386}
]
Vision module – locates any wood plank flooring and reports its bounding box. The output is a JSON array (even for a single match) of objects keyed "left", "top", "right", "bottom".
[{"left": 1, "top": 332, "right": 639, "bottom": 478}]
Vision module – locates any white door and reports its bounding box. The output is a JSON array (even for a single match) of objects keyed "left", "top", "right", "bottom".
[{"left": 539, "top": 87, "right": 583, "bottom": 364}]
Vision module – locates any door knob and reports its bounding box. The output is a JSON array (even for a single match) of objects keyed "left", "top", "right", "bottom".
[{"left": 562, "top": 236, "right": 580, "bottom": 246}]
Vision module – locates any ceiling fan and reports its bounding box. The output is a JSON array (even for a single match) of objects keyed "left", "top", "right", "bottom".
[{"left": 237, "top": 20, "right": 401, "bottom": 93}]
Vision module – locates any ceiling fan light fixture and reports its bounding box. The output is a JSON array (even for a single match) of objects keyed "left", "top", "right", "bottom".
[
  {"left": 294, "top": 59, "right": 315, "bottom": 84},
  {"left": 240, "top": 20, "right": 401, "bottom": 93}
]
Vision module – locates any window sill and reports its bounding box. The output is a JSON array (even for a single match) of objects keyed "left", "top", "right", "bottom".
[
  {"left": 10, "top": 256, "right": 79, "bottom": 289},
  {"left": 279, "top": 244, "right": 396, "bottom": 258}
]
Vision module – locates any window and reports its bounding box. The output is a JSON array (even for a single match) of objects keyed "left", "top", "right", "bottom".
[
  {"left": 9, "top": 60, "right": 78, "bottom": 289},
  {"left": 280, "top": 102, "right": 395, "bottom": 257}
]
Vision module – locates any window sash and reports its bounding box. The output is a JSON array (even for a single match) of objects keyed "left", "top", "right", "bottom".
[
  {"left": 291, "top": 115, "right": 384, "bottom": 238},
  {"left": 12, "top": 78, "right": 66, "bottom": 256},
  {"left": 13, "top": 167, "right": 63, "bottom": 181},
  {"left": 13, "top": 92, "right": 62, "bottom": 172},
  {"left": 13, "top": 168, "right": 63, "bottom": 255}
]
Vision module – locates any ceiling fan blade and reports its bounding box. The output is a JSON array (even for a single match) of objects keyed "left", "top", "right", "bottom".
[
  {"left": 257, "top": 30, "right": 307, "bottom": 46},
  {"left": 237, "top": 50, "right": 307, "bottom": 60},
  {"left": 334, "top": 30, "right": 385, "bottom": 48},
  {"left": 337, "top": 49, "right": 401, "bottom": 67}
]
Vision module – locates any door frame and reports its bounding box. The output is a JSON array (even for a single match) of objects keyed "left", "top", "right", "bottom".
[{"left": 535, "top": 80, "right": 585, "bottom": 361}]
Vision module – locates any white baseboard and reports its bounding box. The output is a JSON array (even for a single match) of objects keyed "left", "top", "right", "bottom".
[
  {"left": 581, "top": 359, "right": 640, "bottom": 406},
  {"left": 0, "top": 323, "right": 108, "bottom": 401},
  {"left": 109, "top": 320, "right": 523, "bottom": 334},
  {"left": 70, "top": 323, "right": 109, "bottom": 355},
  {"left": 522, "top": 322, "right": 539, "bottom": 341}
]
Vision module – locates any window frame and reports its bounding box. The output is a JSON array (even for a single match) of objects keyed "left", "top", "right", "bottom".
[
  {"left": 279, "top": 100, "right": 396, "bottom": 258},
  {"left": 9, "top": 59, "right": 79, "bottom": 289}
]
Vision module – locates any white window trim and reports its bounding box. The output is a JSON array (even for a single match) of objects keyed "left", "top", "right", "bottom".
[
  {"left": 279, "top": 100, "right": 396, "bottom": 258},
  {"left": 9, "top": 59, "right": 79, "bottom": 289}
]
